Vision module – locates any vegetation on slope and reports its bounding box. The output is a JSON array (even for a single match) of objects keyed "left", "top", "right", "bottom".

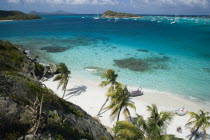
[
  {"left": 0, "top": 40, "right": 113, "bottom": 140},
  {"left": 102, "top": 11, "right": 142, "bottom": 18},
  {"left": 0, "top": 10, "right": 41, "bottom": 20}
]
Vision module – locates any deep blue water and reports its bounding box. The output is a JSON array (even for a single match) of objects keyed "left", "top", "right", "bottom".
[{"left": 0, "top": 15, "right": 210, "bottom": 101}]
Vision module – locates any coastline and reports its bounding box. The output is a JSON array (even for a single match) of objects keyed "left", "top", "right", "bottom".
[
  {"left": 0, "top": 20, "right": 13, "bottom": 22},
  {"left": 43, "top": 74, "right": 210, "bottom": 139}
]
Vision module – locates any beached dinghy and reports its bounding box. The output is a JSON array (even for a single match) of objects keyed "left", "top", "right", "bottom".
[
  {"left": 175, "top": 107, "right": 188, "bottom": 116},
  {"left": 129, "top": 88, "right": 143, "bottom": 97}
]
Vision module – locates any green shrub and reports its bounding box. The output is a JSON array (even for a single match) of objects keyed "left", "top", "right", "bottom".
[{"left": 5, "top": 132, "right": 20, "bottom": 140}]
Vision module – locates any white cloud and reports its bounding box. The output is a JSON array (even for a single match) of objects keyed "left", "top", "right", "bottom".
[
  {"left": 130, "top": 0, "right": 209, "bottom": 8},
  {"left": 7, "top": 0, "right": 118, "bottom": 5},
  {"left": 6, "top": 0, "right": 209, "bottom": 8}
]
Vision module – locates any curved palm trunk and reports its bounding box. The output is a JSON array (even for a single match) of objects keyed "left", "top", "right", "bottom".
[
  {"left": 97, "top": 97, "right": 109, "bottom": 116},
  {"left": 117, "top": 106, "right": 123, "bottom": 122},
  {"left": 189, "top": 126, "right": 200, "bottom": 140},
  {"left": 62, "top": 88, "right": 67, "bottom": 99},
  {"left": 62, "top": 78, "right": 69, "bottom": 99}
]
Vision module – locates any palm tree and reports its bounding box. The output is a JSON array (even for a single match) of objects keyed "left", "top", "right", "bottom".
[
  {"left": 113, "top": 121, "right": 181, "bottom": 140},
  {"left": 53, "top": 63, "right": 71, "bottom": 99},
  {"left": 131, "top": 105, "right": 174, "bottom": 139},
  {"left": 97, "top": 69, "right": 118, "bottom": 116},
  {"left": 185, "top": 110, "right": 210, "bottom": 140},
  {"left": 113, "top": 121, "right": 144, "bottom": 140},
  {"left": 104, "top": 86, "right": 136, "bottom": 122},
  {"left": 146, "top": 104, "right": 174, "bottom": 137}
]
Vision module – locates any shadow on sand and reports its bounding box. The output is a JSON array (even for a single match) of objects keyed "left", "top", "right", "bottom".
[
  {"left": 65, "top": 85, "right": 87, "bottom": 100},
  {"left": 186, "top": 131, "right": 210, "bottom": 140}
]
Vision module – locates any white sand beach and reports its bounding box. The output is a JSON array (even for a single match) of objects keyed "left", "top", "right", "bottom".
[
  {"left": 0, "top": 20, "right": 13, "bottom": 22},
  {"left": 43, "top": 75, "right": 210, "bottom": 140}
]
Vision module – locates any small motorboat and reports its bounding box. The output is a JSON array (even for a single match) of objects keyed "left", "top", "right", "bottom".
[
  {"left": 171, "top": 21, "right": 177, "bottom": 24},
  {"left": 175, "top": 107, "right": 188, "bottom": 116},
  {"left": 85, "top": 68, "right": 97, "bottom": 72},
  {"left": 129, "top": 88, "right": 143, "bottom": 97},
  {"left": 94, "top": 17, "right": 100, "bottom": 20}
]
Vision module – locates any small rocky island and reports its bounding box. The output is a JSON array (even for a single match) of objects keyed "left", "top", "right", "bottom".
[
  {"left": 102, "top": 10, "right": 142, "bottom": 18},
  {"left": 0, "top": 10, "right": 41, "bottom": 20}
]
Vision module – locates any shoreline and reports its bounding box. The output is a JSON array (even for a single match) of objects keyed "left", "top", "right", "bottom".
[
  {"left": 0, "top": 20, "right": 13, "bottom": 22},
  {"left": 42, "top": 74, "right": 210, "bottom": 139}
]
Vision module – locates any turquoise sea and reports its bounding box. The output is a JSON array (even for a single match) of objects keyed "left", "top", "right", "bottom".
[{"left": 0, "top": 15, "right": 210, "bottom": 102}]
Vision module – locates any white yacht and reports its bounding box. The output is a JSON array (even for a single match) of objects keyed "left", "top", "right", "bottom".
[
  {"left": 171, "top": 16, "right": 178, "bottom": 24},
  {"left": 94, "top": 17, "right": 100, "bottom": 20},
  {"left": 93, "top": 10, "right": 100, "bottom": 20}
]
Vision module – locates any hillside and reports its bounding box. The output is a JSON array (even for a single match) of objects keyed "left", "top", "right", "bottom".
[
  {"left": 29, "top": 10, "right": 74, "bottom": 15},
  {"left": 102, "top": 10, "right": 142, "bottom": 18},
  {"left": 0, "top": 40, "right": 113, "bottom": 140},
  {"left": 0, "top": 10, "right": 41, "bottom": 20}
]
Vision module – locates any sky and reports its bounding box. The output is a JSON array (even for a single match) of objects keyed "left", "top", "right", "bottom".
[{"left": 0, "top": 0, "right": 210, "bottom": 15}]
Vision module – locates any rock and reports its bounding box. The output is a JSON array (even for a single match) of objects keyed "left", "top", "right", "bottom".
[
  {"left": 25, "top": 134, "right": 36, "bottom": 140},
  {"left": 49, "top": 62, "right": 57, "bottom": 74}
]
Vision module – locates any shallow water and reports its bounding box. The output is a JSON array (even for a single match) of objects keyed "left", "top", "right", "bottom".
[{"left": 0, "top": 15, "right": 210, "bottom": 101}]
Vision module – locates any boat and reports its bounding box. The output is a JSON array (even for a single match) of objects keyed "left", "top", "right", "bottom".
[
  {"left": 114, "top": 17, "right": 119, "bottom": 22},
  {"left": 85, "top": 68, "right": 97, "bottom": 72},
  {"left": 171, "top": 15, "right": 179, "bottom": 24},
  {"left": 128, "top": 88, "right": 143, "bottom": 97},
  {"left": 114, "top": 12, "right": 120, "bottom": 22},
  {"left": 171, "top": 21, "right": 177, "bottom": 24},
  {"left": 157, "top": 21, "right": 161, "bottom": 23},
  {"left": 81, "top": 17, "right": 85, "bottom": 18},
  {"left": 93, "top": 9, "right": 100, "bottom": 20},
  {"left": 94, "top": 17, "right": 100, "bottom": 20},
  {"left": 175, "top": 107, "right": 188, "bottom": 116},
  {"left": 151, "top": 18, "right": 156, "bottom": 21}
]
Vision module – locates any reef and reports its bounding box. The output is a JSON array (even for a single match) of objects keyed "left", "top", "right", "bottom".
[
  {"left": 40, "top": 46, "right": 70, "bottom": 53},
  {"left": 137, "top": 49, "right": 149, "bottom": 52},
  {"left": 113, "top": 56, "right": 169, "bottom": 72},
  {"left": 203, "top": 68, "right": 210, "bottom": 73}
]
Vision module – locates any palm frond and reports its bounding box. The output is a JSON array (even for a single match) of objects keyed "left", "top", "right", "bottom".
[
  {"left": 99, "top": 81, "right": 110, "bottom": 87},
  {"left": 53, "top": 74, "right": 62, "bottom": 81},
  {"left": 113, "top": 121, "right": 144, "bottom": 140},
  {"left": 126, "top": 102, "right": 136, "bottom": 110},
  {"left": 123, "top": 107, "right": 131, "bottom": 121},
  {"left": 57, "top": 80, "right": 64, "bottom": 90}
]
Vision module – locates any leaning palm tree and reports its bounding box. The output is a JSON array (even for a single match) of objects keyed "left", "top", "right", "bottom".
[
  {"left": 97, "top": 69, "right": 119, "bottom": 116},
  {"left": 53, "top": 63, "right": 71, "bottom": 99},
  {"left": 185, "top": 110, "right": 210, "bottom": 140},
  {"left": 104, "top": 86, "right": 136, "bottom": 122}
]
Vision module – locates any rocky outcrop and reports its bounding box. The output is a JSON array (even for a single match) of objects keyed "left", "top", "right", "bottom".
[{"left": 49, "top": 62, "right": 58, "bottom": 74}]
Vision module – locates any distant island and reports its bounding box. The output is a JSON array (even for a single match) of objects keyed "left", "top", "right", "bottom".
[
  {"left": 0, "top": 10, "right": 41, "bottom": 21},
  {"left": 102, "top": 11, "right": 142, "bottom": 18},
  {"left": 29, "top": 10, "right": 74, "bottom": 15}
]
